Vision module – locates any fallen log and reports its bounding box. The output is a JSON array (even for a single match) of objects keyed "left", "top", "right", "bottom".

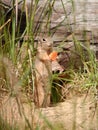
[{"left": 1, "top": 0, "right": 98, "bottom": 42}]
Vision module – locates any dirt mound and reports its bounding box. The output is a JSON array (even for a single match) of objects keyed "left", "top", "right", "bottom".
[{"left": 0, "top": 93, "right": 98, "bottom": 130}]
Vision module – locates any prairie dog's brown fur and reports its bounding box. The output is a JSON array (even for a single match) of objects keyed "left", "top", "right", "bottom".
[{"left": 34, "top": 36, "right": 53, "bottom": 107}]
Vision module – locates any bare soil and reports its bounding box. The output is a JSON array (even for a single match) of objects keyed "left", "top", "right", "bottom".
[
  {"left": 36, "top": 93, "right": 98, "bottom": 130},
  {"left": 0, "top": 92, "right": 98, "bottom": 130}
]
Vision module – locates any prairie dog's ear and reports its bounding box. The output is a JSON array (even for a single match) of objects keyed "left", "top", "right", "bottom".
[
  {"left": 34, "top": 36, "right": 42, "bottom": 48},
  {"left": 35, "top": 36, "right": 46, "bottom": 43},
  {"left": 36, "top": 35, "right": 53, "bottom": 43}
]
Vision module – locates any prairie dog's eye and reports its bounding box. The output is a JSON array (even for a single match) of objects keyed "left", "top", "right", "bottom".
[{"left": 42, "top": 38, "right": 46, "bottom": 42}]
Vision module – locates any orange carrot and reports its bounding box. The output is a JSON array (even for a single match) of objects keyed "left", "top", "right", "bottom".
[{"left": 49, "top": 51, "right": 58, "bottom": 61}]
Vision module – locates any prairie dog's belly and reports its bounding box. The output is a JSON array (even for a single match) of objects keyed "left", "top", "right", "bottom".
[
  {"left": 35, "top": 59, "right": 48, "bottom": 76},
  {"left": 34, "top": 56, "right": 52, "bottom": 107},
  {"left": 35, "top": 58, "right": 50, "bottom": 77}
]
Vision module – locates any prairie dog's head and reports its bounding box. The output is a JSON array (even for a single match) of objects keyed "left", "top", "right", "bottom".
[{"left": 37, "top": 36, "right": 53, "bottom": 54}]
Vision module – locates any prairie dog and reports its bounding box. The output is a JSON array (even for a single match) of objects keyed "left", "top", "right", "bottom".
[{"left": 34, "top": 36, "right": 53, "bottom": 107}]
